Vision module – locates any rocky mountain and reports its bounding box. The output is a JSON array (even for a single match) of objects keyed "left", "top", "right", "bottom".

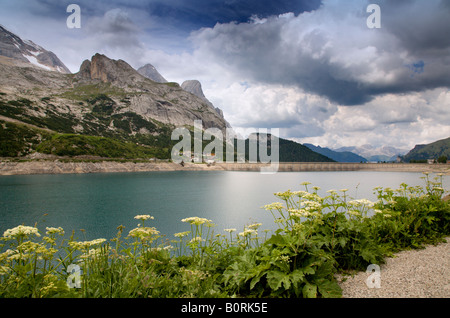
[
  {"left": 402, "top": 137, "right": 450, "bottom": 162},
  {"left": 0, "top": 25, "right": 70, "bottom": 74},
  {"left": 0, "top": 33, "right": 230, "bottom": 159},
  {"left": 181, "top": 79, "right": 227, "bottom": 122},
  {"left": 304, "top": 144, "right": 367, "bottom": 162},
  {"left": 137, "top": 63, "right": 168, "bottom": 83}
]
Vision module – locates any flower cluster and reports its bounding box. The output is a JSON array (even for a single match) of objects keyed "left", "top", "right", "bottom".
[
  {"left": 134, "top": 215, "right": 154, "bottom": 221},
  {"left": 174, "top": 231, "right": 191, "bottom": 238},
  {"left": 181, "top": 217, "right": 213, "bottom": 225},
  {"left": 348, "top": 199, "right": 375, "bottom": 208},
  {"left": 3, "top": 225, "right": 41, "bottom": 239},
  {"left": 45, "top": 227, "right": 64, "bottom": 236},
  {"left": 238, "top": 228, "right": 257, "bottom": 237},
  {"left": 128, "top": 227, "right": 160, "bottom": 239},
  {"left": 262, "top": 202, "right": 284, "bottom": 211},
  {"left": 69, "top": 238, "right": 107, "bottom": 250}
]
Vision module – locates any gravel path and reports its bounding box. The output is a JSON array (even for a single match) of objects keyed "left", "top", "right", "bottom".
[{"left": 336, "top": 237, "right": 450, "bottom": 298}]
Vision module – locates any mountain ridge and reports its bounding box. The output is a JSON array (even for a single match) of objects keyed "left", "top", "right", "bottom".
[
  {"left": 334, "top": 144, "right": 408, "bottom": 162},
  {"left": 0, "top": 25, "right": 70, "bottom": 74},
  {"left": 304, "top": 143, "right": 367, "bottom": 162},
  {"left": 402, "top": 137, "right": 450, "bottom": 162}
]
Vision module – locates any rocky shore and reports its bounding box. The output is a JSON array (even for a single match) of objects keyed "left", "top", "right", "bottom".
[
  {"left": 0, "top": 159, "right": 223, "bottom": 175},
  {"left": 0, "top": 159, "right": 449, "bottom": 176}
]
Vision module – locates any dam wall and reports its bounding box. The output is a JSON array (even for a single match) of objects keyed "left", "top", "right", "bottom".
[
  {"left": 0, "top": 160, "right": 448, "bottom": 175},
  {"left": 216, "top": 162, "right": 450, "bottom": 173}
]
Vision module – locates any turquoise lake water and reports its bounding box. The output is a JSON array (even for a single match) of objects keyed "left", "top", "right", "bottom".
[{"left": 0, "top": 171, "right": 447, "bottom": 241}]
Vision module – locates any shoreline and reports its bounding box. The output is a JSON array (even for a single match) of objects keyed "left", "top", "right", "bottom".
[{"left": 0, "top": 159, "right": 449, "bottom": 176}]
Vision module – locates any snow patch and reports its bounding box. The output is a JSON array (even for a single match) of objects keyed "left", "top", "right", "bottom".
[{"left": 23, "top": 54, "right": 53, "bottom": 72}]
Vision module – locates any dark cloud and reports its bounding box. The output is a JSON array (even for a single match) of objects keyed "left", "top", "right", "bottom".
[
  {"left": 379, "top": 0, "right": 450, "bottom": 55},
  {"left": 190, "top": 0, "right": 450, "bottom": 106},
  {"left": 145, "top": 0, "right": 322, "bottom": 30}
]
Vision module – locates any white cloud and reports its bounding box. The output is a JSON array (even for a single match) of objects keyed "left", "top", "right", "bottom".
[{"left": 300, "top": 88, "right": 450, "bottom": 149}]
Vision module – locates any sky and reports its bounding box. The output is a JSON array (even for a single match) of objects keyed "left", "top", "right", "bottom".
[{"left": 1, "top": 0, "right": 449, "bottom": 152}]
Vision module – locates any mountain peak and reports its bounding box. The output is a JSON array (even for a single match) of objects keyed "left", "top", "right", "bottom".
[
  {"left": 181, "top": 79, "right": 228, "bottom": 121},
  {"left": 0, "top": 25, "right": 70, "bottom": 73},
  {"left": 75, "top": 53, "right": 149, "bottom": 88},
  {"left": 137, "top": 63, "right": 168, "bottom": 83},
  {"left": 181, "top": 80, "right": 206, "bottom": 99}
]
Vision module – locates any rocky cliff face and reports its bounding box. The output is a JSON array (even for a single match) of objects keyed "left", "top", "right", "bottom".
[
  {"left": 75, "top": 54, "right": 151, "bottom": 89},
  {"left": 0, "top": 51, "right": 230, "bottom": 139},
  {"left": 72, "top": 54, "right": 229, "bottom": 130},
  {"left": 181, "top": 79, "right": 228, "bottom": 123},
  {"left": 0, "top": 25, "right": 70, "bottom": 73}
]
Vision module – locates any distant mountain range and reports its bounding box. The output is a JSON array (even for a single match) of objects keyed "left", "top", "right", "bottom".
[
  {"left": 334, "top": 145, "right": 409, "bottom": 162},
  {"left": 304, "top": 144, "right": 367, "bottom": 162}
]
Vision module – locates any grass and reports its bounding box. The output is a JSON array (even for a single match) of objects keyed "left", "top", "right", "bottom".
[{"left": 0, "top": 173, "right": 448, "bottom": 298}]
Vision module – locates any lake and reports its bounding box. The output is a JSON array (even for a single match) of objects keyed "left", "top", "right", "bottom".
[{"left": 0, "top": 171, "right": 448, "bottom": 241}]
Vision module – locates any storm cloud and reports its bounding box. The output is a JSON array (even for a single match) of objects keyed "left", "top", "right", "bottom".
[{"left": 189, "top": 0, "right": 450, "bottom": 106}]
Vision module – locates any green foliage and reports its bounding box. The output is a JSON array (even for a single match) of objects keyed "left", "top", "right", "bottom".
[
  {"left": 0, "top": 174, "right": 448, "bottom": 298},
  {"left": 241, "top": 134, "right": 335, "bottom": 163},
  {"left": 0, "top": 120, "right": 51, "bottom": 157},
  {"left": 87, "top": 94, "right": 116, "bottom": 116},
  {"left": 36, "top": 133, "right": 161, "bottom": 159}
]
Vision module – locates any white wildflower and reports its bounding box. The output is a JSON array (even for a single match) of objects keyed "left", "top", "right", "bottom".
[
  {"left": 45, "top": 227, "right": 64, "bottom": 235},
  {"left": 134, "top": 215, "right": 154, "bottom": 221},
  {"left": 3, "top": 225, "right": 40, "bottom": 238},
  {"left": 239, "top": 229, "right": 257, "bottom": 237},
  {"left": 174, "top": 231, "right": 190, "bottom": 238},
  {"left": 128, "top": 227, "right": 159, "bottom": 238},
  {"left": 181, "top": 217, "right": 212, "bottom": 225},
  {"left": 263, "top": 202, "right": 284, "bottom": 210},
  {"left": 189, "top": 236, "right": 204, "bottom": 243}
]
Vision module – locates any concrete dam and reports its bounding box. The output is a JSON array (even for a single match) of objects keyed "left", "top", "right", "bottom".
[{"left": 216, "top": 162, "right": 450, "bottom": 173}]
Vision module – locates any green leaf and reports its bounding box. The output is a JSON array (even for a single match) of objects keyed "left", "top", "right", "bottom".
[
  {"left": 338, "top": 236, "right": 347, "bottom": 248},
  {"left": 316, "top": 278, "right": 342, "bottom": 298},
  {"left": 303, "top": 266, "right": 316, "bottom": 276},
  {"left": 249, "top": 263, "right": 270, "bottom": 290},
  {"left": 302, "top": 282, "right": 317, "bottom": 298},
  {"left": 289, "top": 269, "right": 305, "bottom": 285},
  {"left": 266, "top": 234, "right": 286, "bottom": 247},
  {"left": 266, "top": 270, "right": 291, "bottom": 291}
]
